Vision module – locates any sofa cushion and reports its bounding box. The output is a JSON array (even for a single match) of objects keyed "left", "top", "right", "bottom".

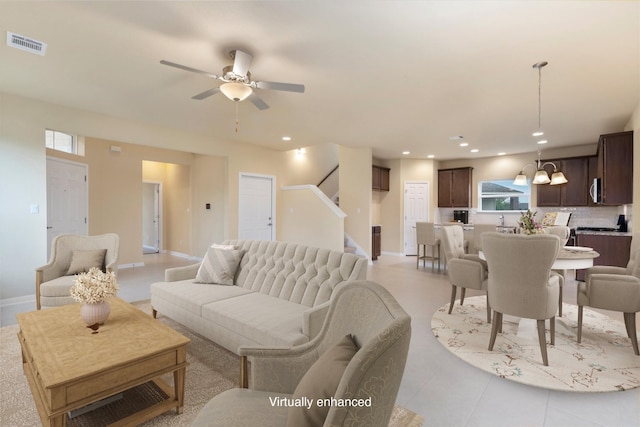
[
  {"left": 201, "top": 293, "right": 309, "bottom": 348},
  {"left": 195, "top": 247, "right": 244, "bottom": 285},
  {"left": 286, "top": 334, "right": 359, "bottom": 427},
  {"left": 151, "top": 280, "right": 253, "bottom": 315},
  {"left": 66, "top": 249, "right": 107, "bottom": 275},
  {"left": 226, "top": 240, "right": 366, "bottom": 307}
]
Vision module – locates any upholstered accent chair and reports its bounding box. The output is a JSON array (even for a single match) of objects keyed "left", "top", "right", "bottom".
[
  {"left": 36, "top": 233, "right": 119, "bottom": 310},
  {"left": 544, "top": 225, "right": 570, "bottom": 316},
  {"left": 190, "top": 280, "right": 411, "bottom": 427},
  {"left": 416, "top": 222, "right": 441, "bottom": 271},
  {"left": 578, "top": 232, "right": 640, "bottom": 355},
  {"left": 472, "top": 224, "right": 497, "bottom": 253},
  {"left": 482, "top": 232, "right": 561, "bottom": 366},
  {"left": 441, "top": 225, "right": 490, "bottom": 322}
]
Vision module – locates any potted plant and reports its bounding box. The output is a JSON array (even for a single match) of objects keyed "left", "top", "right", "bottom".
[{"left": 70, "top": 267, "right": 119, "bottom": 328}]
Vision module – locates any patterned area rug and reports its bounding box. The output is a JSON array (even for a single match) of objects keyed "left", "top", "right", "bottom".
[
  {"left": 432, "top": 296, "right": 640, "bottom": 392},
  {"left": 1, "top": 300, "right": 423, "bottom": 427}
]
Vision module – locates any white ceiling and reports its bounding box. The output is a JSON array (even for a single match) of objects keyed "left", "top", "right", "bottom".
[{"left": 1, "top": 1, "right": 638, "bottom": 160}]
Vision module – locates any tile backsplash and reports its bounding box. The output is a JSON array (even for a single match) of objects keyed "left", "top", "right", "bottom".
[{"left": 437, "top": 205, "right": 632, "bottom": 231}]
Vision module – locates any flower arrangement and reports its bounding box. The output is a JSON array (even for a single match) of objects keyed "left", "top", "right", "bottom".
[
  {"left": 70, "top": 267, "right": 119, "bottom": 304},
  {"left": 518, "top": 209, "right": 543, "bottom": 235}
]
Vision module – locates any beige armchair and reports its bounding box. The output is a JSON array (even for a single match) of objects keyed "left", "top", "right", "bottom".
[
  {"left": 416, "top": 222, "right": 441, "bottom": 271},
  {"left": 578, "top": 232, "right": 640, "bottom": 355},
  {"left": 36, "top": 233, "right": 119, "bottom": 309},
  {"left": 482, "top": 232, "right": 561, "bottom": 366},
  {"left": 441, "top": 225, "right": 490, "bottom": 322},
  {"left": 473, "top": 224, "right": 497, "bottom": 253},
  {"left": 191, "top": 280, "right": 411, "bottom": 427}
]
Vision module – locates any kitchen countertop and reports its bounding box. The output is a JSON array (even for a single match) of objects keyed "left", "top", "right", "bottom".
[{"left": 574, "top": 230, "right": 632, "bottom": 237}]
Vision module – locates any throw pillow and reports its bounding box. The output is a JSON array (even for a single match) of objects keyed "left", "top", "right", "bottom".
[
  {"left": 286, "top": 334, "right": 359, "bottom": 427},
  {"left": 194, "top": 246, "right": 244, "bottom": 285},
  {"left": 210, "top": 243, "right": 237, "bottom": 250},
  {"left": 66, "top": 249, "right": 107, "bottom": 275}
]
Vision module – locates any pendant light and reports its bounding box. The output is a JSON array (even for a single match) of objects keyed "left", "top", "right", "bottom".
[{"left": 513, "top": 61, "right": 568, "bottom": 186}]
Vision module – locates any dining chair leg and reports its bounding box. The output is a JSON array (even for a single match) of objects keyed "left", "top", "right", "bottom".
[
  {"left": 537, "top": 319, "right": 549, "bottom": 366},
  {"left": 558, "top": 286, "right": 563, "bottom": 317},
  {"left": 623, "top": 312, "right": 639, "bottom": 356},
  {"left": 485, "top": 292, "right": 491, "bottom": 324},
  {"left": 448, "top": 285, "right": 457, "bottom": 314},
  {"left": 550, "top": 316, "right": 555, "bottom": 346},
  {"left": 488, "top": 311, "right": 502, "bottom": 351},
  {"left": 437, "top": 243, "right": 441, "bottom": 272},
  {"left": 460, "top": 288, "right": 466, "bottom": 306},
  {"left": 577, "top": 305, "right": 583, "bottom": 343}
]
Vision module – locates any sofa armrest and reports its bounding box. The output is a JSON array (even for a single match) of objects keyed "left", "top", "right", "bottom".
[
  {"left": 164, "top": 263, "right": 200, "bottom": 282},
  {"left": 302, "top": 301, "right": 331, "bottom": 339},
  {"left": 238, "top": 344, "right": 319, "bottom": 394}
]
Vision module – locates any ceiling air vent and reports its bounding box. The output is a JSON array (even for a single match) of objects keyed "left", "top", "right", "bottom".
[{"left": 6, "top": 31, "right": 47, "bottom": 56}]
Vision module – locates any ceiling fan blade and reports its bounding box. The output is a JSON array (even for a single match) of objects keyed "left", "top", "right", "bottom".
[
  {"left": 232, "top": 50, "right": 253, "bottom": 77},
  {"left": 248, "top": 92, "right": 269, "bottom": 110},
  {"left": 160, "top": 60, "right": 220, "bottom": 79},
  {"left": 255, "top": 81, "right": 305, "bottom": 93},
  {"left": 192, "top": 87, "right": 220, "bottom": 100}
]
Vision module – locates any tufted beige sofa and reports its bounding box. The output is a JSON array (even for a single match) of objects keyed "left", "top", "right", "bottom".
[{"left": 150, "top": 240, "right": 368, "bottom": 355}]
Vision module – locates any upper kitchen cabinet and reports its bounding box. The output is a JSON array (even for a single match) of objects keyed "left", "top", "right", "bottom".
[
  {"left": 372, "top": 165, "right": 390, "bottom": 191},
  {"left": 596, "top": 131, "right": 633, "bottom": 206},
  {"left": 438, "top": 167, "right": 472, "bottom": 207},
  {"left": 537, "top": 156, "right": 590, "bottom": 207}
]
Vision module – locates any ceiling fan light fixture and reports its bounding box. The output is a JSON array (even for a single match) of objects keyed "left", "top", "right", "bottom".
[{"left": 220, "top": 82, "right": 252, "bottom": 102}]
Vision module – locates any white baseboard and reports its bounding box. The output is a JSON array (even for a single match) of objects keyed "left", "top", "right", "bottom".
[
  {"left": 118, "top": 262, "right": 145, "bottom": 270},
  {"left": 167, "top": 250, "right": 202, "bottom": 262},
  {"left": 381, "top": 251, "right": 406, "bottom": 257},
  {"left": 1, "top": 294, "right": 36, "bottom": 308}
]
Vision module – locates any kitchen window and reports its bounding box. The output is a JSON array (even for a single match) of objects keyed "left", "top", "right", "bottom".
[{"left": 478, "top": 179, "right": 530, "bottom": 212}]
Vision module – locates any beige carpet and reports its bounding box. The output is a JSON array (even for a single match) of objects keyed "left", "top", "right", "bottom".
[
  {"left": 1, "top": 301, "right": 423, "bottom": 427},
  {"left": 432, "top": 296, "right": 640, "bottom": 392}
]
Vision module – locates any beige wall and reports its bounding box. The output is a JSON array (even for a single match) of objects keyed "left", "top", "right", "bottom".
[
  {"left": 279, "top": 186, "right": 345, "bottom": 251},
  {"left": 49, "top": 138, "right": 195, "bottom": 266},
  {"left": 339, "top": 146, "right": 372, "bottom": 257}
]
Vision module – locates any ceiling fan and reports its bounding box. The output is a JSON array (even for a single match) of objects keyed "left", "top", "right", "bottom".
[{"left": 160, "top": 49, "right": 305, "bottom": 110}]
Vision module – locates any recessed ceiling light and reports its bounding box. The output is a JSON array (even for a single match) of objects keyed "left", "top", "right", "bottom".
[
  {"left": 282, "top": 136, "right": 291, "bottom": 141},
  {"left": 532, "top": 131, "right": 544, "bottom": 137},
  {"left": 427, "top": 154, "right": 435, "bottom": 159},
  {"left": 402, "top": 151, "right": 410, "bottom": 155},
  {"left": 470, "top": 149, "right": 479, "bottom": 153},
  {"left": 459, "top": 142, "right": 469, "bottom": 147},
  {"left": 537, "top": 139, "right": 548, "bottom": 145},
  {"left": 498, "top": 152, "right": 506, "bottom": 156}
]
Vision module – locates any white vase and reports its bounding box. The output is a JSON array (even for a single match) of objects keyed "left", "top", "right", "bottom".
[{"left": 80, "top": 301, "right": 111, "bottom": 326}]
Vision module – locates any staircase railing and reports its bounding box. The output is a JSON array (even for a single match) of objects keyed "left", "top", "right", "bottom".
[{"left": 317, "top": 165, "right": 339, "bottom": 187}]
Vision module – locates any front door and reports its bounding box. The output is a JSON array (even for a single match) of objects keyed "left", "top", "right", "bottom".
[
  {"left": 46, "top": 157, "right": 88, "bottom": 258},
  {"left": 403, "top": 181, "right": 430, "bottom": 255},
  {"left": 238, "top": 173, "right": 275, "bottom": 240}
]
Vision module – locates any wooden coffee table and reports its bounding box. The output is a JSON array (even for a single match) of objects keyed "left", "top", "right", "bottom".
[{"left": 17, "top": 297, "right": 190, "bottom": 427}]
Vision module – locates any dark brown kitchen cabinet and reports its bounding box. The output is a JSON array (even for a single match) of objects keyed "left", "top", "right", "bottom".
[
  {"left": 537, "top": 156, "right": 590, "bottom": 207},
  {"left": 372, "top": 165, "right": 390, "bottom": 191},
  {"left": 596, "top": 131, "right": 633, "bottom": 206},
  {"left": 372, "top": 226, "right": 381, "bottom": 260},
  {"left": 438, "top": 167, "right": 472, "bottom": 207},
  {"left": 575, "top": 233, "right": 632, "bottom": 281}
]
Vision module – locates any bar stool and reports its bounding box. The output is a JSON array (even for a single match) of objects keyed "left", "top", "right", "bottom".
[{"left": 416, "top": 222, "right": 441, "bottom": 272}]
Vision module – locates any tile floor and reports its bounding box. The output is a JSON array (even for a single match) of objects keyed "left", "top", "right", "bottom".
[{"left": 3, "top": 252, "right": 639, "bottom": 426}]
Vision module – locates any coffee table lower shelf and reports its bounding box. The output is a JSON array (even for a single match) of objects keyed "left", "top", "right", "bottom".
[{"left": 23, "top": 360, "right": 184, "bottom": 427}]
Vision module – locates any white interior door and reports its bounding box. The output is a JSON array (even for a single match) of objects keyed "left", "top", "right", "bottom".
[
  {"left": 46, "top": 157, "right": 88, "bottom": 258},
  {"left": 142, "top": 182, "right": 161, "bottom": 253},
  {"left": 404, "top": 181, "right": 430, "bottom": 255},
  {"left": 238, "top": 173, "right": 275, "bottom": 240}
]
